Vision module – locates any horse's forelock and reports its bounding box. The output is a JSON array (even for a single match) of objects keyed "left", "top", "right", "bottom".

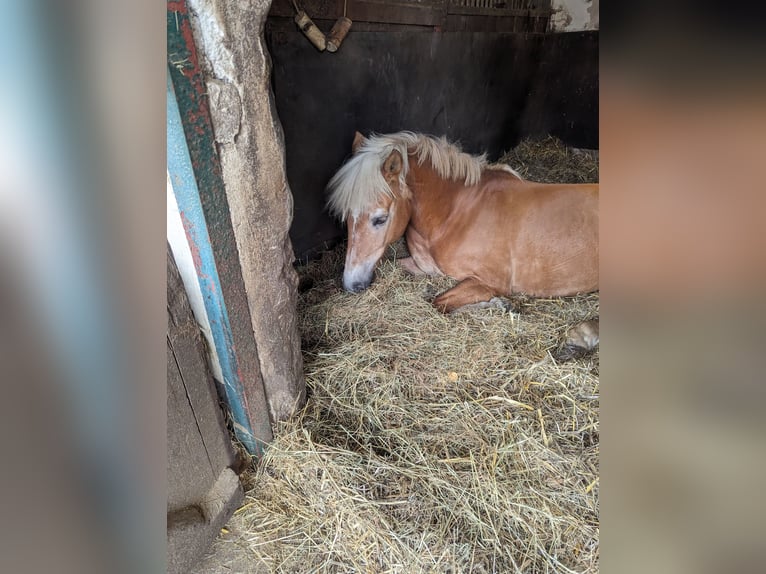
[
  {"left": 326, "top": 137, "right": 410, "bottom": 221},
  {"left": 326, "top": 131, "right": 503, "bottom": 220}
]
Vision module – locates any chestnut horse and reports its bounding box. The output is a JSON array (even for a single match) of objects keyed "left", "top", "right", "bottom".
[{"left": 326, "top": 131, "right": 598, "bottom": 352}]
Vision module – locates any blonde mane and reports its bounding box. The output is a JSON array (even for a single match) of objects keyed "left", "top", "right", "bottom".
[{"left": 326, "top": 131, "right": 521, "bottom": 220}]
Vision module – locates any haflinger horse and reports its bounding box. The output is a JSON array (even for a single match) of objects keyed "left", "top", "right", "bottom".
[{"left": 326, "top": 131, "right": 599, "bottom": 358}]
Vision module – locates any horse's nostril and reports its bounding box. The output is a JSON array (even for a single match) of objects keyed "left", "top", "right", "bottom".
[{"left": 351, "top": 281, "right": 367, "bottom": 292}]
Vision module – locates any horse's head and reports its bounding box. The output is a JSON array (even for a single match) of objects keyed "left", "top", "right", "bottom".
[{"left": 327, "top": 131, "right": 413, "bottom": 293}]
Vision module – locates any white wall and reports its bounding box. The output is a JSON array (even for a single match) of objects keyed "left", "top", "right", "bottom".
[
  {"left": 550, "top": 0, "right": 599, "bottom": 32},
  {"left": 167, "top": 172, "right": 224, "bottom": 383}
]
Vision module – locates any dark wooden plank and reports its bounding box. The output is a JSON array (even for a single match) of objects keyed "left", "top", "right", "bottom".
[
  {"left": 447, "top": 6, "right": 551, "bottom": 17},
  {"left": 455, "top": 0, "right": 550, "bottom": 9},
  {"left": 167, "top": 340, "right": 217, "bottom": 513},
  {"left": 167, "top": 247, "right": 235, "bottom": 478},
  {"left": 347, "top": 0, "right": 447, "bottom": 26},
  {"left": 454, "top": 12, "right": 542, "bottom": 33},
  {"left": 269, "top": 0, "right": 551, "bottom": 30},
  {"left": 269, "top": 0, "right": 343, "bottom": 19},
  {"left": 494, "top": 16, "right": 518, "bottom": 33},
  {"left": 445, "top": 13, "right": 503, "bottom": 32},
  {"left": 445, "top": 14, "right": 467, "bottom": 31}
]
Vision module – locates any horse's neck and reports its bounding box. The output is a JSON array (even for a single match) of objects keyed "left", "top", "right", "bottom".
[{"left": 406, "top": 159, "right": 460, "bottom": 236}]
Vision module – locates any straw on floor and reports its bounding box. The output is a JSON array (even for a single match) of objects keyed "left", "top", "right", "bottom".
[{"left": 220, "top": 136, "right": 599, "bottom": 573}]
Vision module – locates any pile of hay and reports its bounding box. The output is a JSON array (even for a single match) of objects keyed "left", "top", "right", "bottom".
[
  {"left": 213, "top": 137, "right": 599, "bottom": 573},
  {"left": 499, "top": 135, "right": 599, "bottom": 184}
]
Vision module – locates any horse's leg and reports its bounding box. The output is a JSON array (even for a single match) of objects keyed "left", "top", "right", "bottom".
[
  {"left": 553, "top": 318, "right": 599, "bottom": 361},
  {"left": 399, "top": 257, "right": 429, "bottom": 276},
  {"left": 432, "top": 278, "right": 499, "bottom": 313}
]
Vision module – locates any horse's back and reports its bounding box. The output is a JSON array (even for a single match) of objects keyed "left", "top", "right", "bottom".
[
  {"left": 450, "top": 176, "right": 598, "bottom": 296},
  {"left": 506, "top": 180, "right": 598, "bottom": 296}
]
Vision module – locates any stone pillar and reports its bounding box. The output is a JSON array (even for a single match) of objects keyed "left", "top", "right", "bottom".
[{"left": 187, "top": 0, "right": 305, "bottom": 421}]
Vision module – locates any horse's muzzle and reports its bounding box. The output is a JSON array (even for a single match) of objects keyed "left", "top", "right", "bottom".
[
  {"left": 345, "top": 278, "right": 371, "bottom": 293},
  {"left": 343, "top": 259, "right": 376, "bottom": 293}
]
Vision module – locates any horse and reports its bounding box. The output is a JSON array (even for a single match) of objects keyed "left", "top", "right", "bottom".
[{"left": 326, "top": 131, "right": 599, "bottom": 356}]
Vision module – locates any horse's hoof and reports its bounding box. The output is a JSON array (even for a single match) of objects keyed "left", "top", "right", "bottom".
[
  {"left": 553, "top": 343, "right": 590, "bottom": 362},
  {"left": 447, "top": 297, "right": 513, "bottom": 314},
  {"left": 553, "top": 319, "right": 599, "bottom": 361},
  {"left": 422, "top": 284, "right": 440, "bottom": 300},
  {"left": 488, "top": 297, "right": 513, "bottom": 312}
]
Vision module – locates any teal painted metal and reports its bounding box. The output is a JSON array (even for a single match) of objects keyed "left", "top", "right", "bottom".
[{"left": 167, "top": 73, "right": 263, "bottom": 456}]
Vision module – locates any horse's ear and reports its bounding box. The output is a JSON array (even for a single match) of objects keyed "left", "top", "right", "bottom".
[
  {"left": 352, "top": 131, "right": 365, "bottom": 153},
  {"left": 382, "top": 149, "right": 403, "bottom": 178}
]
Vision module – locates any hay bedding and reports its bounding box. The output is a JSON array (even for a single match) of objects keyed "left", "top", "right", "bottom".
[{"left": 225, "top": 137, "right": 599, "bottom": 573}]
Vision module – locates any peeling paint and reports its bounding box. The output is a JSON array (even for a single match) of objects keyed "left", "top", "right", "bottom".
[
  {"left": 168, "top": 1, "right": 279, "bottom": 454},
  {"left": 174, "top": 0, "right": 305, "bottom": 428},
  {"left": 206, "top": 79, "right": 241, "bottom": 144},
  {"left": 168, "top": 173, "right": 224, "bottom": 384},
  {"left": 588, "top": 0, "right": 599, "bottom": 29},
  {"left": 180, "top": 0, "right": 306, "bottom": 423},
  {"left": 550, "top": 0, "right": 599, "bottom": 32},
  {"left": 186, "top": 0, "right": 237, "bottom": 82},
  {"left": 168, "top": 61, "right": 269, "bottom": 456}
]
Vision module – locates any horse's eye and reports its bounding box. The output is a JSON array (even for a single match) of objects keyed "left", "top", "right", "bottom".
[{"left": 371, "top": 214, "right": 388, "bottom": 228}]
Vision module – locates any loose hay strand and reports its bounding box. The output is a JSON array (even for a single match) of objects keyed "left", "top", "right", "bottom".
[{"left": 214, "top": 137, "right": 599, "bottom": 573}]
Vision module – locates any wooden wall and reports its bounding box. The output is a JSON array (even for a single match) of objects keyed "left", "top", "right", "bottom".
[{"left": 167, "top": 246, "right": 243, "bottom": 574}]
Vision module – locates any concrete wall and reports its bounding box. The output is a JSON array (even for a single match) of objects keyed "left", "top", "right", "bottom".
[
  {"left": 185, "top": 0, "right": 305, "bottom": 422},
  {"left": 550, "top": 0, "right": 599, "bottom": 31}
]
